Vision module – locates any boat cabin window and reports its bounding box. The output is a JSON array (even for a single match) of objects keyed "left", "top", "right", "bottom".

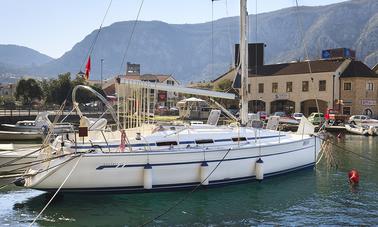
[
  {"left": 156, "top": 141, "right": 178, "bottom": 146},
  {"left": 195, "top": 139, "right": 214, "bottom": 144},
  {"left": 232, "top": 137, "right": 247, "bottom": 142}
]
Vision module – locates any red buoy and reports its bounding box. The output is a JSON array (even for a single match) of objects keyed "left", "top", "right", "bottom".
[{"left": 348, "top": 169, "right": 360, "bottom": 185}]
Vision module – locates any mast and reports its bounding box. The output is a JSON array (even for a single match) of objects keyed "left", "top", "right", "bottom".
[{"left": 240, "top": 0, "right": 249, "bottom": 125}]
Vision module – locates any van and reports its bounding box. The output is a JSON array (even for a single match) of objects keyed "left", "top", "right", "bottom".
[{"left": 308, "top": 112, "right": 325, "bottom": 125}]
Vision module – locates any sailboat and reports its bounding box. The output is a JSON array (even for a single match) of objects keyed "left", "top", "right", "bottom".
[{"left": 16, "top": 0, "right": 321, "bottom": 193}]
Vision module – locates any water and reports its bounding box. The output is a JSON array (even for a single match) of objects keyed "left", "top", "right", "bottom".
[{"left": 1, "top": 135, "right": 378, "bottom": 226}]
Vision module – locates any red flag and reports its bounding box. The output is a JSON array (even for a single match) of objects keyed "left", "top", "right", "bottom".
[{"left": 85, "top": 56, "right": 91, "bottom": 80}]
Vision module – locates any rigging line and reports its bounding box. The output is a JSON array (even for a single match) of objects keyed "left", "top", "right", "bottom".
[
  {"left": 255, "top": 0, "right": 258, "bottom": 76},
  {"left": 34, "top": 154, "right": 82, "bottom": 175},
  {"left": 118, "top": 0, "right": 145, "bottom": 75},
  {"left": 79, "top": 0, "right": 113, "bottom": 72},
  {"left": 0, "top": 145, "right": 47, "bottom": 169},
  {"left": 29, "top": 155, "right": 83, "bottom": 227},
  {"left": 211, "top": 0, "right": 214, "bottom": 79},
  {"left": 294, "top": 0, "right": 320, "bottom": 113},
  {"left": 41, "top": 99, "right": 68, "bottom": 152},
  {"left": 140, "top": 148, "right": 233, "bottom": 227},
  {"left": 0, "top": 153, "right": 72, "bottom": 175}
]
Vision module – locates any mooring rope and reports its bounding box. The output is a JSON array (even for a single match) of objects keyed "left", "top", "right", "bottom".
[
  {"left": 140, "top": 148, "right": 232, "bottom": 227},
  {"left": 29, "top": 155, "right": 82, "bottom": 227},
  {"left": 315, "top": 134, "right": 378, "bottom": 165}
]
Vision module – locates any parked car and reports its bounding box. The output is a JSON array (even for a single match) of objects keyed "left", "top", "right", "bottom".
[
  {"left": 348, "top": 115, "right": 378, "bottom": 125},
  {"left": 292, "top": 113, "right": 304, "bottom": 121},
  {"left": 271, "top": 111, "right": 299, "bottom": 125},
  {"left": 257, "top": 111, "right": 267, "bottom": 120},
  {"left": 308, "top": 112, "right": 325, "bottom": 125},
  {"left": 155, "top": 106, "right": 169, "bottom": 115},
  {"left": 273, "top": 111, "right": 287, "bottom": 117}
]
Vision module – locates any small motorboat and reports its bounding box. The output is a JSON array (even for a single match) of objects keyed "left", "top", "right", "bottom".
[
  {"left": 345, "top": 124, "right": 369, "bottom": 136},
  {"left": 0, "top": 130, "right": 43, "bottom": 141},
  {"left": 364, "top": 125, "right": 378, "bottom": 136},
  {"left": 1, "top": 111, "right": 73, "bottom": 133}
]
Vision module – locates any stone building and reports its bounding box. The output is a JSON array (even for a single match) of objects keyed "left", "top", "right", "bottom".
[
  {"left": 0, "top": 83, "right": 16, "bottom": 99},
  {"left": 213, "top": 58, "right": 378, "bottom": 117}
]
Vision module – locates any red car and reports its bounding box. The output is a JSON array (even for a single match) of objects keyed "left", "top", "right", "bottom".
[{"left": 257, "top": 111, "right": 267, "bottom": 120}]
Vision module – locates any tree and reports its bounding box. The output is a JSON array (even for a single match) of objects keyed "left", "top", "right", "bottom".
[
  {"left": 15, "top": 78, "right": 44, "bottom": 104},
  {"left": 49, "top": 73, "right": 73, "bottom": 105},
  {"left": 72, "top": 75, "right": 106, "bottom": 104},
  {"left": 40, "top": 79, "right": 52, "bottom": 104}
]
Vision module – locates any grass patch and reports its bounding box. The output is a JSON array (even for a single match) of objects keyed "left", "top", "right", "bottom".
[{"left": 152, "top": 115, "right": 180, "bottom": 122}]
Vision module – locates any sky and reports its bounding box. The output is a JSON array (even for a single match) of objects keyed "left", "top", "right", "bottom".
[{"left": 0, "top": 0, "right": 348, "bottom": 59}]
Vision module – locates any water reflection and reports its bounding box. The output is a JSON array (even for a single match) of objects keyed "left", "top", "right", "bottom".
[{"left": 10, "top": 170, "right": 316, "bottom": 226}]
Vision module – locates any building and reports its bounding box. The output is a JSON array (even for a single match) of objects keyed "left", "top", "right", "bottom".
[
  {"left": 87, "top": 80, "right": 103, "bottom": 88},
  {"left": 0, "top": 83, "right": 16, "bottom": 99},
  {"left": 102, "top": 64, "right": 181, "bottom": 109},
  {"left": 122, "top": 74, "right": 180, "bottom": 108},
  {"left": 213, "top": 46, "right": 378, "bottom": 117}
]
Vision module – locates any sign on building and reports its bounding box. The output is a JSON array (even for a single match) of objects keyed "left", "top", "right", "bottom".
[
  {"left": 361, "top": 99, "right": 376, "bottom": 106},
  {"left": 274, "top": 93, "right": 289, "bottom": 100}
]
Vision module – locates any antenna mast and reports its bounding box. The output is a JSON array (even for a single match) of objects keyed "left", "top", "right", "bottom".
[{"left": 240, "top": 0, "right": 249, "bottom": 125}]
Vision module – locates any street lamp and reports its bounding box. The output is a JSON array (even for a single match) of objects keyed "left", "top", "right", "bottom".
[
  {"left": 100, "top": 59, "right": 104, "bottom": 88},
  {"left": 332, "top": 74, "right": 335, "bottom": 109}
]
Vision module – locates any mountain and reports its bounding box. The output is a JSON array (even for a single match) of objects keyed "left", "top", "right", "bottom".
[
  {"left": 0, "top": 44, "right": 53, "bottom": 68},
  {"left": 2, "top": 0, "right": 378, "bottom": 84},
  {"left": 0, "top": 44, "right": 53, "bottom": 82}
]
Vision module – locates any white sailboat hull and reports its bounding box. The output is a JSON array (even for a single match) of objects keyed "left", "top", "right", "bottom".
[{"left": 25, "top": 135, "right": 320, "bottom": 193}]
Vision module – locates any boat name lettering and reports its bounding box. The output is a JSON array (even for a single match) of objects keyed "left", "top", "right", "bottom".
[{"left": 103, "top": 163, "right": 124, "bottom": 166}]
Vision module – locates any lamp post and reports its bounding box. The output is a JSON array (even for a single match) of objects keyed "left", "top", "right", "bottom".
[
  {"left": 100, "top": 59, "right": 104, "bottom": 88},
  {"left": 332, "top": 74, "right": 335, "bottom": 109}
]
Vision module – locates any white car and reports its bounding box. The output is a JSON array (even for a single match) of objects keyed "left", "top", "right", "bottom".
[
  {"left": 292, "top": 113, "right": 304, "bottom": 121},
  {"left": 348, "top": 115, "right": 378, "bottom": 126}
]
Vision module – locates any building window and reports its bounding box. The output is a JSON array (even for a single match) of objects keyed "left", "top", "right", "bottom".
[
  {"left": 344, "top": 82, "right": 352, "bottom": 91},
  {"left": 272, "top": 83, "right": 278, "bottom": 93},
  {"left": 248, "top": 84, "right": 251, "bottom": 93},
  {"left": 167, "top": 80, "right": 174, "bottom": 85},
  {"left": 319, "top": 80, "right": 326, "bottom": 91},
  {"left": 258, "top": 83, "right": 264, "bottom": 93},
  {"left": 343, "top": 106, "right": 351, "bottom": 115},
  {"left": 302, "top": 81, "right": 309, "bottom": 92},
  {"left": 286, "top": 82, "right": 292, "bottom": 92},
  {"left": 367, "top": 82, "right": 374, "bottom": 91}
]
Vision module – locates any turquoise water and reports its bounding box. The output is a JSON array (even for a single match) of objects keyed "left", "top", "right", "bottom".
[{"left": 1, "top": 135, "right": 378, "bottom": 226}]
